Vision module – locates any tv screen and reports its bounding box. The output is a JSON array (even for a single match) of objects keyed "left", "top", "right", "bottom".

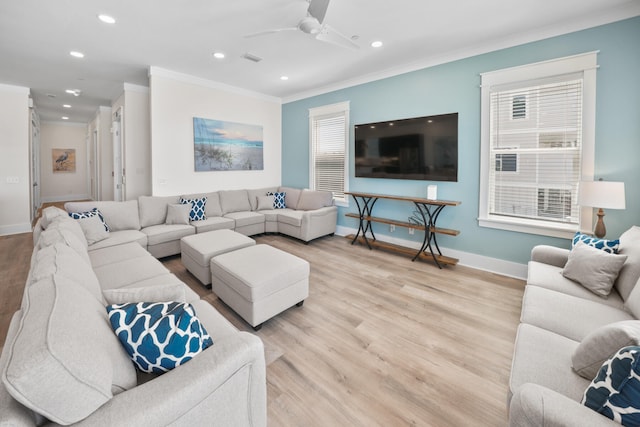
[{"left": 354, "top": 113, "right": 458, "bottom": 181}]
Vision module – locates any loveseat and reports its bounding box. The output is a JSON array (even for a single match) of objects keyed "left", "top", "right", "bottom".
[
  {"left": 0, "top": 206, "right": 267, "bottom": 426},
  {"left": 509, "top": 226, "right": 640, "bottom": 426},
  {"left": 64, "top": 186, "right": 337, "bottom": 258}
]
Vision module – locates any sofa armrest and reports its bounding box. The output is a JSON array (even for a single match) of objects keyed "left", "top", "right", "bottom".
[
  {"left": 71, "top": 332, "right": 266, "bottom": 427},
  {"left": 509, "top": 383, "right": 617, "bottom": 427},
  {"left": 530, "top": 245, "right": 570, "bottom": 268}
]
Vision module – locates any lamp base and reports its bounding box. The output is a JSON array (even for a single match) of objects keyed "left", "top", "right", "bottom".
[{"left": 594, "top": 208, "right": 606, "bottom": 238}]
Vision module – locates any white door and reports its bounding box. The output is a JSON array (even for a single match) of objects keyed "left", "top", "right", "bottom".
[
  {"left": 30, "top": 110, "right": 40, "bottom": 222},
  {"left": 89, "top": 129, "right": 99, "bottom": 200},
  {"left": 112, "top": 109, "right": 124, "bottom": 201}
]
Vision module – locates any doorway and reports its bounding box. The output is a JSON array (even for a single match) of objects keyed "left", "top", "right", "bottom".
[
  {"left": 112, "top": 107, "right": 125, "bottom": 201},
  {"left": 29, "top": 109, "right": 40, "bottom": 222}
]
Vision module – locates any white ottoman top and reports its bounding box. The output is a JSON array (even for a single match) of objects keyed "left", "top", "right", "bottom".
[
  {"left": 181, "top": 229, "right": 255, "bottom": 266},
  {"left": 211, "top": 244, "right": 309, "bottom": 302}
]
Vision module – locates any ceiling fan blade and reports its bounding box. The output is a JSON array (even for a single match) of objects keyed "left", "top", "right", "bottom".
[
  {"left": 316, "top": 24, "right": 359, "bottom": 50},
  {"left": 244, "top": 27, "right": 298, "bottom": 38},
  {"left": 307, "top": 0, "right": 330, "bottom": 24}
]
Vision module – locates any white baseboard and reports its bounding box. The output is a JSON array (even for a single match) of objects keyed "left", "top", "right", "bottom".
[
  {"left": 40, "top": 194, "right": 90, "bottom": 203},
  {"left": 335, "top": 225, "right": 527, "bottom": 280},
  {"left": 0, "top": 223, "right": 32, "bottom": 236}
]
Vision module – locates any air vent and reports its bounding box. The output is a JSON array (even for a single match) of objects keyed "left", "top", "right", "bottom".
[{"left": 242, "top": 52, "right": 263, "bottom": 63}]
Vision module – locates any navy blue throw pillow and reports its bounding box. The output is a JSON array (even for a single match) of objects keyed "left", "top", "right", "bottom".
[{"left": 106, "top": 302, "right": 213, "bottom": 373}]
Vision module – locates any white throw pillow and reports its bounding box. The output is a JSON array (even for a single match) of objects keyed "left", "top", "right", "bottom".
[
  {"left": 77, "top": 214, "right": 109, "bottom": 245},
  {"left": 165, "top": 203, "right": 191, "bottom": 225},
  {"left": 562, "top": 241, "right": 627, "bottom": 297},
  {"left": 256, "top": 195, "right": 275, "bottom": 210}
]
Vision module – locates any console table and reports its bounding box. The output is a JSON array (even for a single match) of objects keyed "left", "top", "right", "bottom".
[{"left": 345, "top": 192, "right": 461, "bottom": 268}]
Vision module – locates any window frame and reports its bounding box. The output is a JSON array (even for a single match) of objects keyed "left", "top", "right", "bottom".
[
  {"left": 308, "top": 101, "right": 350, "bottom": 207},
  {"left": 478, "top": 52, "right": 598, "bottom": 238}
]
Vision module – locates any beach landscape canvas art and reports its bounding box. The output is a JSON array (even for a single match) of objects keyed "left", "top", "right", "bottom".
[
  {"left": 193, "top": 117, "right": 264, "bottom": 171},
  {"left": 52, "top": 148, "right": 76, "bottom": 173}
]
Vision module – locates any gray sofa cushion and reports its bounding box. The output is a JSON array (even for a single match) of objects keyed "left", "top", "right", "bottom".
[
  {"left": 624, "top": 278, "right": 640, "bottom": 318},
  {"left": 191, "top": 217, "right": 235, "bottom": 234},
  {"left": 93, "top": 256, "right": 170, "bottom": 291},
  {"left": 142, "top": 224, "right": 194, "bottom": 246},
  {"left": 561, "top": 242, "right": 627, "bottom": 297},
  {"left": 2, "top": 274, "right": 136, "bottom": 425},
  {"left": 38, "top": 220, "right": 90, "bottom": 265},
  {"left": 89, "top": 242, "right": 150, "bottom": 268},
  {"left": 86, "top": 230, "right": 148, "bottom": 251},
  {"left": 278, "top": 186, "right": 302, "bottom": 209},
  {"left": 521, "top": 285, "right": 634, "bottom": 342},
  {"left": 572, "top": 320, "right": 640, "bottom": 380},
  {"left": 66, "top": 201, "right": 141, "bottom": 231},
  {"left": 30, "top": 243, "right": 104, "bottom": 303},
  {"left": 223, "top": 211, "right": 265, "bottom": 227},
  {"left": 296, "top": 189, "right": 333, "bottom": 211},
  {"left": 219, "top": 190, "right": 251, "bottom": 214},
  {"left": 527, "top": 261, "right": 624, "bottom": 309},
  {"left": 615, "top": 226, "right": 640, "bottom": 301},
  {"left": 138, "top": 195, "right": 180, "bottom": 228},
  {"left": 510, "top": 323, "right": 588, "bottom": 402},
  {"left": 103, "top": 282, "right": 187, "bottom": 305},
  {"left": 40, "top": 206, "right": 68, "bottom": 229}
]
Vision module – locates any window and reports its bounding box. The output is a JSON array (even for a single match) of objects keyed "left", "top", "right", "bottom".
[
  {"left": 512, "top": 95, "right": 527, "bottom": 119},
  {"left": 495, "top": 153, "right": 518, "bottom": 172},
  {"left": 479, "top": 52, "right": 598, "bottom": 238},
  {"left": 309, "top": 101, "right": 349, "bottom": 206}
]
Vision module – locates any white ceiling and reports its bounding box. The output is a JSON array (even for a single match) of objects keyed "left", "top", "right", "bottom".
[{"left": 1, "top": 0, "right": 638, "bottom": 123}]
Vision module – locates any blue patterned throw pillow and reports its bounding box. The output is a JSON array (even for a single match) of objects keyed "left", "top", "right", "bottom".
[
  {"left": 572, "top": 232, "right": 620, "bottom": 254},
  {"left": 179, "top": 197, "right": 207, "bottom": 221},
  {"left": 582, "top": 346, "right": 640, "bottom": 426},
  {"left": 267, "top": 192, "right": 286, "bottom": 209},
  {"left": 106, "top": 302, "right": 213, "bottom": 373},
  {"left": 68, "top": 208, "right": 110, "bottom": 231}
]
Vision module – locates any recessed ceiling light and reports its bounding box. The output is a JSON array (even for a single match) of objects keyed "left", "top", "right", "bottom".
[
  {"left": 65, "top": 89, "right": 81, "bottom": 96},
  {"left": 98, "top": 14, "right": 116, "bottom": 24},
  {"left": 61, "top": 116, "right": 69, "bottom": 120},
  {"left": 371, "top": 41, "right": 383, "bottom": 48},
  {"left": 62, "top": 104, "right": 71, "bottom": 108},
  {"left": 70, "top": 51, "right": 85, "bottom": 58},
  {"left": 280, "top": 76, "right": 289, "bottom": 81},
  {"left": 213, "top": 52, "right": 225, "bottom": 59}
]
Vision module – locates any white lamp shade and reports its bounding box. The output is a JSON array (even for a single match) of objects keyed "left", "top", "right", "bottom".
[{"left": 578, "top": 181, "right": 626, "bottom": 209}]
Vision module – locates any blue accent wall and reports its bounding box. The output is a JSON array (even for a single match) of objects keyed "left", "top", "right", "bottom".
[{"left": 282, "top": 17, "right": 640, "bottom": 264}]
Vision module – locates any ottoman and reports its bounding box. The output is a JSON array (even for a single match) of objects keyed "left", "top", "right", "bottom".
[
  {"left": 181, "top": 229, "right": 255, "bottom": 286},
  {"left": 210, "top": 244, "right": 309, "bottom": 330}
]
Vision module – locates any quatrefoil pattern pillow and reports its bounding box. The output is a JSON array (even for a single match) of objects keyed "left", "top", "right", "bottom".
[
  {"left": 179, "top": 196, "right": 207, "bottom": 221},
  {"left": 582, "top": 346, "right": 640, "bottom": 425},
  {"left": 68, "top": 208, "right": 110, "bottom": 231},
  {"left": 572, "top": 232, "right": 620, "bottom": 254},
  {"left": 106, "top": 302, "right": 213, "bottom": 373},
  {"left": 267, "top": 192, "right": 286, "bottom": 209}
]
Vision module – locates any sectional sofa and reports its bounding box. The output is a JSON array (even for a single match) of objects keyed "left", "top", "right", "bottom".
[
  {"left": 509, "top": 226, "right": 640, "bottom": 426},
  {"left": 64, "top": 186, "right": 337, "bottom": 258},
  {"left": 0, "top": 206, "right": 267, "bottom": 426}
]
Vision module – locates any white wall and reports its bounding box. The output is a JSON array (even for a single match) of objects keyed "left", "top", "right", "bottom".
[
  {"left": 123, "top": 84, "right": 151, "bottom": 200},
  {"left": 149, "top": 67, "right": 282, "bottom": 196},
  {"left": 0, "top": 84, "right": 31, "bottom": 235},
  {"left": 39, "top": 122, "right": 89, "bottom": 202}
]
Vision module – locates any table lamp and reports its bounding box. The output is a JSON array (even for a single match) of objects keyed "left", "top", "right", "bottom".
[{"left": 578, "top": 180, "right": 626, "bottom": 238}]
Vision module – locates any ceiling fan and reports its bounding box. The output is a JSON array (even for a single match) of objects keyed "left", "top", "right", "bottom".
[{"left": 245, "top": 0, "right": 359, "bottom": 50}]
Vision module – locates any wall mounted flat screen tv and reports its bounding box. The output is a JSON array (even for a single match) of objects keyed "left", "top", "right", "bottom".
[{"left": 354, "top": 113, "right": 458, "bottom": 181}]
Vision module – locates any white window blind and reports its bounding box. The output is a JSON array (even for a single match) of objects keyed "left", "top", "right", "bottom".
[
  {"left": 309, "top": 102, "right": 349, "bottom": 204},
  {"left": 478, "top": 52, "right": 598, "bottom": 238},
  {"left": 489, "top": 77, "right": 583, "bottom": 224}
]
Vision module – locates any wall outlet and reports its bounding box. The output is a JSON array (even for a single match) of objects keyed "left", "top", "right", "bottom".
[
  {"left": 6, "top": 176, "right": 19, "bottom": 184},
  {"left": 409, "top": 228, "right": 415, "bottom": 235},
  {"left": 390, "top": 224, "right": 395, "bottom": 232}
]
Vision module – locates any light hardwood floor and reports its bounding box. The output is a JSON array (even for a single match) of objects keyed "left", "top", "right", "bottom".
[{"left": 1, "top": 228, "right": 524, "bottom": 426}]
